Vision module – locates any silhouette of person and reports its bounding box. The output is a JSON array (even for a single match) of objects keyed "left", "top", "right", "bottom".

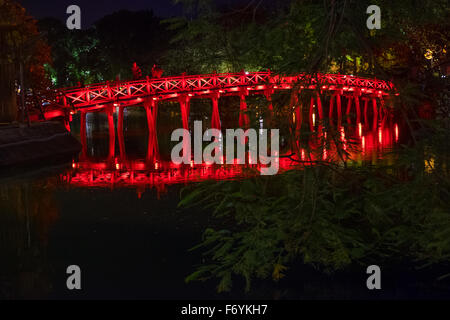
[
  {"left": 151, "top": 64, "right": 163, "bottom": 78},
  {"left": 132, "top": 62, "right": 142, "bottom": 80}
]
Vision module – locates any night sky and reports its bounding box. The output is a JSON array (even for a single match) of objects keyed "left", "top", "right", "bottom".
[
  {"left": 17, "top": 0, "right": 251, "bottom": 27},
  {"left": 17, "top": 0, "right": 184, "bottom": 26}
]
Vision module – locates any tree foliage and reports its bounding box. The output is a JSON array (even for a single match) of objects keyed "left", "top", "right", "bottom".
[
  {"left": 0, "top": 0, "right": 50, "bottom": 122},
  {"left": 39, "top": 10, "right": 172, "bottom": 87},
  {"left": 175, "top": 0, "right": 450, "bottom": 292}
]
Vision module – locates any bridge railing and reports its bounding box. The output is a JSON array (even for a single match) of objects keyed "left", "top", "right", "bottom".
[{"left": 60, "top": 71, "right": 395, "bottom": 108}]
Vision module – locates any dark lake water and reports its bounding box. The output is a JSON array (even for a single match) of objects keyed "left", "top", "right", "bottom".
[{"left": 1, "top": 100, "right": 448, "bottom": 299}]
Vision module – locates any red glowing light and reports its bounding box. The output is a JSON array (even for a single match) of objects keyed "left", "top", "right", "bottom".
[{"left": 59, "top": 72, "right": 395, "bottom": 111}]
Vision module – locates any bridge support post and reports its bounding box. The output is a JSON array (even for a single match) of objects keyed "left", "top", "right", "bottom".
[
  {"left": 336, "top": 93, "right": 342, "bottom": 128},
  {"left": 316, "top": 94, "right": 324, "bottom": 135},
  {"left": 309, "top": 97, "right": 315, "bottom": 131},
  {"left": 346, "top": 96, "right": 353, "bottom": 125},
  {"left": 178, "top": 95, "right": 191, "bottom": 130},
  {"left": 372, "top": 98, "right": 378, "bottom": 131},
  {"left": 117, "top": 106, "right": 126, "bottom": 160},
  {"left": 329, "top": 94, "right": 335, "bottom": 124},
  {"left": 80, "top": 111, "right": 87, "bottom": 159},
  {"left": 211, "top": 92, "right": 221, "bottom": 130},
  {"left": 264, "top": 88, "right": 274, "bottom": 127},
  {"left": 316, "top": 94, "right": 323, "bottom": 120},
  {"left": 379, "top": 98, "right": 387, "bottom": 128},
  {"left": 107, "top": 106, "right": 115, "bottom": 161},
  {"left": 294, "top": 105, "right": 302, "bottom": 132},
  {"left": 239, "top": 89, "right": 249, "bottom": 128},
  {"left": 355, "top": 94, "right": 361, "bottom": 126},
  {"left": 289, "top": 89, "right": 302, "bottom": 132},
  {"left": 145, "top": 99, "right": 159, "bottom": 162},
  {"left": 363, "top": 98, "right": 369, "bottom": 128}
]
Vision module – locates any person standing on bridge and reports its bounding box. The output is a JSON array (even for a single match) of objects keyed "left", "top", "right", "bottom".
[
  {"left": 132, "top": 62, "right": 143, "bottom": 80},
  {"left": 151, "top": 64, "right": 164, "bottom": 78}
]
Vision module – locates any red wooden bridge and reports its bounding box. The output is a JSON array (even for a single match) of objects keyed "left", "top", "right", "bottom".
[
  {"left": 33, "top": 70, "right": 395, "bottom": 123},
  {"left": 28, "top": 70, "right": 397, "bottom": 161}
]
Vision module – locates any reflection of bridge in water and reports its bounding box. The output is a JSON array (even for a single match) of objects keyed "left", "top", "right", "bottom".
[{"left": 62, "top": 120, "right": 400, "bottom": 196}]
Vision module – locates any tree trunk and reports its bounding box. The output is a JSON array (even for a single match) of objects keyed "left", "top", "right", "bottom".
[{"left": 0, "top": 62, "right": 17, "bottom": 123}]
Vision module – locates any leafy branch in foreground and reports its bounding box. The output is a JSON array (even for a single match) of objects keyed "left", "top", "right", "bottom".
[{"left": 179, "top": 120, "right": 449, "bottom": 292}]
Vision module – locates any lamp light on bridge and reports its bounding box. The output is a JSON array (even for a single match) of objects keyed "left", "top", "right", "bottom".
[
  {"left": 188, "top": 93, "right": 194, "bottom": 97},
  {"left": 153, "top": 97, "right": 158, "bottom": 101},
  {"left": 245, "top": 71, "right": 249, "bottom": 75}
]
